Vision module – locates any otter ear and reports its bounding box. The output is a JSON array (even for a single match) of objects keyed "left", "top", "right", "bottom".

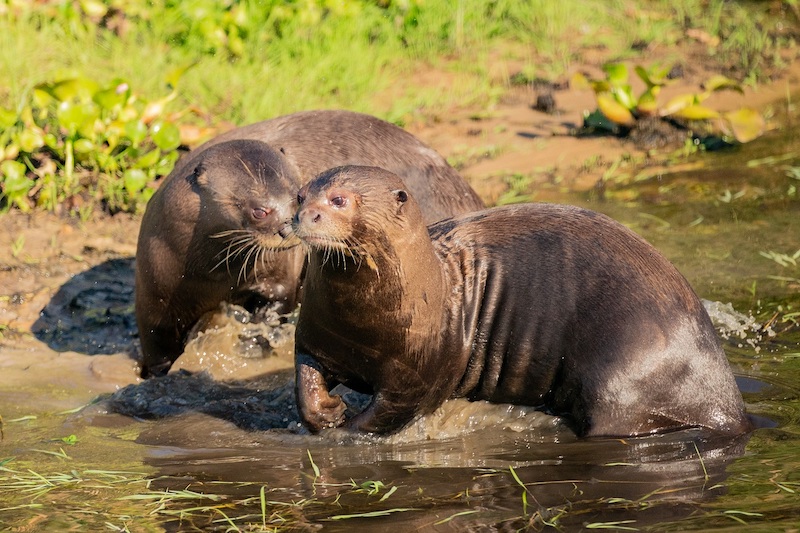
[
  {"left": 187, "top": 165, "right": 209, "bottom": 189},
  {"left": 392, "top": 189, "right": 409, "bottom": 214}
]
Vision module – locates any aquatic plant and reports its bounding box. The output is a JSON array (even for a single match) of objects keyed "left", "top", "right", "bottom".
[
  {"left": 574, "top": 62, "right": 766, "bottom": 144},
  {"left": 0, "top": 73, "right": 202, "bottom": 214}
]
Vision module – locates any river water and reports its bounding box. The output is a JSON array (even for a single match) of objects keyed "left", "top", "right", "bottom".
[{"left": 0, "top": 121, "right": 798, "bottom": 531}]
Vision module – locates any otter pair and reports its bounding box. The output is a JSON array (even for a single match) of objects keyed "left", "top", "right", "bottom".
[{"left": 136, "top": 110, "right": 748, "bottom": 437}]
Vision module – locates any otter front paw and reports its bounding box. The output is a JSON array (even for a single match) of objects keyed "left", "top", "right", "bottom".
[{"left": 304, "top": 393, "right": 347, "bottom": 431}]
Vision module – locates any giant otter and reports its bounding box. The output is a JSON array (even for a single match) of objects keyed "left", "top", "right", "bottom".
[
  {"left": 135, "top": 111, "right": 483, "bottom": 378},
  {"left": 290, "top": 165, "right": 750, "bottom": 437}
]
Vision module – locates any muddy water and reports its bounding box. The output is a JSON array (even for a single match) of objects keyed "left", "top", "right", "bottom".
[{"left": 2, "top": 130, "right": 800, "bottom": 531}]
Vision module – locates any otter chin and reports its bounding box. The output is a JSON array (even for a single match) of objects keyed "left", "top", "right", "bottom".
[{"left": 291, "top": 165, "right": 751, "bottom": 438}]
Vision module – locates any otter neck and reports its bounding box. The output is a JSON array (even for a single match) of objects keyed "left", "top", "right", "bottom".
[{"left": 304, "top": 225, "right": 447, "bottom": 356}]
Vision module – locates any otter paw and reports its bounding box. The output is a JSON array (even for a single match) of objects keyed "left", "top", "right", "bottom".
[{"left": 306, "top": 394, "right": 347, "bottom": 431}]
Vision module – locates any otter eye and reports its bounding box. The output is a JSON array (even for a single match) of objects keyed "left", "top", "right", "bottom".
[
  {"left": 330, "top": 196, "right": 346, "bottom": 208},
  {"left": 252, "top": 207, "right": 270, "bottom": 220}
]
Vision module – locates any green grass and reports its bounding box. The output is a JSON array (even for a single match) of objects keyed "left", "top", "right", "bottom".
[
  {"left": 1, "top": 0, "right": 794, "bottom": 124},
  {"left": 0, "top": 0, "right": 796, "bottom": 215}
]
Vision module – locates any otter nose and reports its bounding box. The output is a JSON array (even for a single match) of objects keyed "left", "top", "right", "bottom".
[{"left": 298, "top": 208, "right": 322, "bottom": 225}]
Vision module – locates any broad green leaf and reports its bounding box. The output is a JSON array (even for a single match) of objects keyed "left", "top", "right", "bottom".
[
  {"left": 597, "top": 93, "right": 636, "bottom": 127},
  {"left": 124, "top": 120, "right": 148, "bottom": 146},
  {"left": 45, "top": 78, "right": 100, "bottom": 103},
  {"left": 0, "top": 108, "right": 17, "bottom": 130},
  {"left": 1, "top": 160, "right": 34, "bottom": 212},
  {"left": 96, "top": 152, "right": 119, "bottom": 172},
  {"left": 165, "top": 63, "right": 196, "bottom": 90},
  {"left": 124, "top": 168, "right": 149, "bottom": 195},
  {"left": 602, "top": 63, "right": 629, "bottom": 86},
  {"left": 636, "top": 86, "right": 660, "bottom": 115},
  {"left": 93, "top": 82, "right": 130, "bottom": 111},
  {"left": 32, "top": 87, "right": 54, "bottom": 108},
  {"left": 16, "top": 128, "right": 46, "bottom": 152},
  {"left": 135, "top": 148, "right": 162, "bottom": 169},
  {"left": 57, "top": 100, "right": 99, "bottom": 135},
  {"left": 73, "top": 138, "right": 95, "bottom": 154},
  {"left": 611, "top": 85, "right": 636, "bottom": 110},
  {"left": 704, "top": 74, "right": 743, "bottom": 93},
  {"left": 155, "top": 150, "right": 180, "bottom": 176},
  {"left": 674, "top": 104, "right": 720, "bottom": 120},
  {"left": 635, "top": 64, "right": 670, "bottom": 87},
  {"left": 151, "top": 121, "right": 182, "bottom": 151},
  {"left": 1, "top": 159, "right": 28, "bottom": 184},
  {"left": 723, "top": 108, "right": 765, "bottom": 143}
]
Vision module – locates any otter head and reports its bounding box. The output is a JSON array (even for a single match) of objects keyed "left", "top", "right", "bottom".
[
  {"left": 186, "top": 139, "right": 302, "bottom": 279},
  {"left": 292, "top": 165, "right": 423, "bottom": 269}
]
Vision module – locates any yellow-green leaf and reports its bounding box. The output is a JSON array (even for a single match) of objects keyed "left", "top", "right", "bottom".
[
  {"left": 17, "top": 128, "right": 46, "bottom": 152},
  {"left": 602, "top": 63, "right": 629, "bottom": 86},
  {"left": 674, "top": 104, "right": 720, "bottom": 121},
  {"left": 723, "top": 108, "right": 765, "bottom": 143},
  {"left": 636, "top": 87, "right": 660, "bottom": 116},
  {"left": 597, "top": 93, "right": 636, "bottom": 127},
  {"left": 612, "top": 86, "right": 636, "bottom": 110},
  {"left": 704, "top": 75, "right": 743, "bottom": 93},
  {"left": 660, "top": 93, "right": 703, "bottom": 117}
]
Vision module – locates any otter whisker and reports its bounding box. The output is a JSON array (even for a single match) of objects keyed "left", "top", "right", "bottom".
[{"left": 210, "top": 233, "right": 257, "bottom": 274}]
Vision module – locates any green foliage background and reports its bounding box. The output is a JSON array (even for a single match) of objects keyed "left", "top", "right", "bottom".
[{"left": 0, "top": 0, "right": 796, "bottom": 214}]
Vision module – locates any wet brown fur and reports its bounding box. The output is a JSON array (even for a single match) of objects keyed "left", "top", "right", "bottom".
[{"left": 292, "top": 166, "right": 751, "bottom": 437}]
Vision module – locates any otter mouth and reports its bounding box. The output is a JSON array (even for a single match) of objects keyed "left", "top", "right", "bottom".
[
  {"left": 256, "top": 232, "right": 301, "bottom": 250},
  {"left": 297, "top": 233, "right": 353, "bottom": 252}
]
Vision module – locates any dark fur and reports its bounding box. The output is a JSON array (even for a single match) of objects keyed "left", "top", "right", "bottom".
[
  {"left": 136, "top": 111, "right": 484, "bottom": 378},
  {"left": 293, "top": 166, "right": 750, "bottom": 437}
]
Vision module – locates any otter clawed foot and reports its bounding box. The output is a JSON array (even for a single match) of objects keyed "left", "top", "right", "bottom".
[{"left": 305, "top": 394, "right": 347, "bottom": 432}]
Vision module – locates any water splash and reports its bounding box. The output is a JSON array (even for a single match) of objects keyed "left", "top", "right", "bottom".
[{"left": 703, "top": 299, "right": 775, "bottom": 352}]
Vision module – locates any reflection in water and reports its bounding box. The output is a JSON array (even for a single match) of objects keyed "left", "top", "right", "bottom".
[{"left": 136, "top": 411, "right": 750, "bottom": 531}]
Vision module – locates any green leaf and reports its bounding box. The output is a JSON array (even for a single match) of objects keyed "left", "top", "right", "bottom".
[
  {"left": 42, "top": 78, "right": 100, "bottom": 103},
  {"left": 151, "top": 121, "right": 182, "bottom": 151},
  {"left": 660, "top": 93, "right": 701, "bottom": 116},
  {"left": 154, "top": 150, "right": 180, "bottom": 176},
  {"left": 635, "top": 64, "right": 670, "bottom": 87},
  {"left": 73, "top": 138, "right": 95, "bottom": 154},
  {"left": 165, "top": 64, "right": 196, "bottom": 90},
  {"left": 0, "top": 108, "right": 17, "bottom": 130},
  {"left": 124, "top": 168, "right": 148, "bottom": 195},
  {"left": 1, "top": 160, "right": 34, "bottom": 212},
  {"left": 597, "top": 93, "right": 636, "bottom": 126},
  {"left": 704, "top": 75, "right": 743, "bottom": 93},
  {"left": 602, "top": 63, "right": 629, "bottom": 86},
  {"left": 93, "top": 81, "right": 130, "bottom": 111},
  {"left": 636, "top": 86, "right": 660, "bottom": 115},
  {"left": 570, "top": 72, "right": 591, "bottom": 91},
  {"left": 674, "top": 104, "right": 720, "bottom": 120},
  {"left": 135, "top": 148, "right": 161, "bottom": 169},
  {"left": 57, "top": 100, "right": 99, "bottom": 135},
  {"left": 16, "top": 128, "right": 46, "bottom": 152},
  {"left": 124, "top": 120, "right": 148, "bottom": 146},
  {"left": 612, "top": 85, "right": 636, "bottom": 110},
  {"left": 723, "top": 108, "right": 765, "bottom": 143}
]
